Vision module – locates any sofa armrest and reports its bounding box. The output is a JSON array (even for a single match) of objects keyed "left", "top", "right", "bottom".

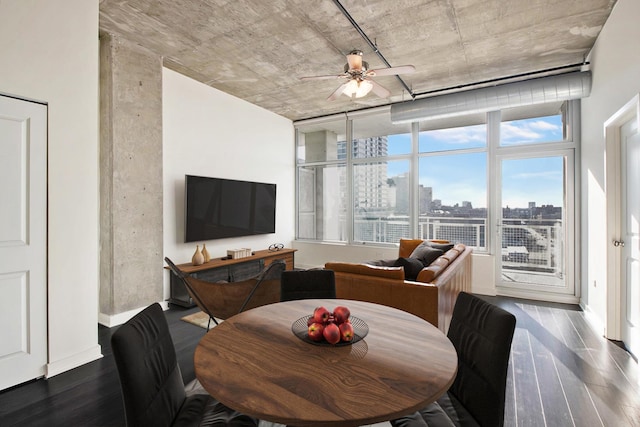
[{"left": 325, "top": 262, "right": 405, "bottom": 280}]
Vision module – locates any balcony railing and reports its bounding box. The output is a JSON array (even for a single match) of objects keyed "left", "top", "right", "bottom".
[{"left": 353, "top": 215, "right": 563, "bottom": 277}]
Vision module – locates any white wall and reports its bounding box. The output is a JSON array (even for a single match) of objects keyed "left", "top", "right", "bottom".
[
  {"left": 0, "top": 0, "right": 101, "bottom": 375},
  {"left": 162, "top": 68, "right": 295, "bottom": 297},
  {"left": 581, "top": 0, "right": 640, "bottom": 333}
]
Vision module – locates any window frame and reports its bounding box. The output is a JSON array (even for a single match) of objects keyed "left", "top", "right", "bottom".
[{"left": 294, "top": 101, "right": 579, "bottom": 257}]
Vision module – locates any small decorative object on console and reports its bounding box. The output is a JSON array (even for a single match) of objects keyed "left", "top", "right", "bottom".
[
  {"left": 226, "top": 248, "right": 252, "bottom": 259},
  {"left": 201, "top": 244, "right": 211, "bottom": 263},
  {"left": 192, "top": 245, "right": 204, "bottom": 266}
]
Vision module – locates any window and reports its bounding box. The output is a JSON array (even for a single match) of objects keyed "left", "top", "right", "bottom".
[
  {"left": 418, "top": 152, "right": 487, "bottom": 247},
  {"left": 297, "top": 164, "right": 346, "bottom": 241},
  {"left": 353, "top": 160, "right": 410, "bottom": 243},
  {"left": 296, "top": 121, "right": 347, "bottom": 242},
  {"left": 296, "top": 124, "right": 344, "bottom": 163},
  {"left": 500, "top": 103, "right": 567, "bottom": 146},
  {"left": 419, "top": 123, "right": 486, "bottom": 152},
  {"left": 294, "top": 101, "right": 574, "bottom": 256},
  {"left": 351, "top": 115, "right": 412, "bottom": 243}
]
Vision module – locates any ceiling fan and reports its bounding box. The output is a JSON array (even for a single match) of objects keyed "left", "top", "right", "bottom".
[{"left": 300, "top": 50, "right": 415, "bottom": 101}]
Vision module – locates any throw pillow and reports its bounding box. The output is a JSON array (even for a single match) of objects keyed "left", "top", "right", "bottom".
[
  {"left": 426, "top": 241, "right": 454, "bottom": 252},
  {"left": 410, "top": 243, "right": 444, "bottom": 267},
  {"left": 393, "top": 257, "right": 425, "bottom": 281},
  {"left": 365, "top": 259, "right": 397, "bottom": 267}
]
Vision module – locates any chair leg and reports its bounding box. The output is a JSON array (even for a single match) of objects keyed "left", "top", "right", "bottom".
[{"left": 207, "top": 316, "right": 219, "bottom": 331}]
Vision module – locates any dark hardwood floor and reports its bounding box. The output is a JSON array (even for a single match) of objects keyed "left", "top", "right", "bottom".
[
  {"left": 0, "top": 304, "right": 205, "bottom": 427},
  {"left": 486, "top": 297, "right": 640, "bottom": 427},
  {"left": 0, "top": 297, "right": 638, "bottom": 426}
]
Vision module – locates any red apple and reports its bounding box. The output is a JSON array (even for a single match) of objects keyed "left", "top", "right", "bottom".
[
  {"left": 333, "top": 306, "right": 351, "bottom": 324},
  {"left": 323, "top": 323, "right": 341, "bottom": 345},
  {"left": 339, "top": 322, "right": 354, "bottom": 342},
  {"left": 307, "top": 316, "right": 316, "bottom": 326},
  {"left": 307, "top": 322, "right": 325, "bottom": 341},
  {"left": 313, "top": 306, "right": 331, "bottom": 324}
]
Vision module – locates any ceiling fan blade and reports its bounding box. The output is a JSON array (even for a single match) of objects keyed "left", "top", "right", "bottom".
[
  {"left": 327, "top": 83, "right": 348, "bottom": 101},
  {"left": 368, "top": 65, "right": 416, "bottom": 77},
  {"left": 369, "top": 80, "right": 391, "bottom": 98},
  {"left": 299, "top": 74, "right": 347, "bottom": 81}
]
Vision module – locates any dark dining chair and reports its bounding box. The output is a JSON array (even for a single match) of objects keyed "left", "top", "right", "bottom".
[
  {"left": 165, "top": 257, "right": 285, "bottom": 330},
  {"left": 280, "top": 269, "right": 336, "bottom": 301},
  {"left": 111, "top": 303, "right": 260, "bottom": 427},
  {"left": 392, "top": 292, "right": 516, "bottom": 427}
]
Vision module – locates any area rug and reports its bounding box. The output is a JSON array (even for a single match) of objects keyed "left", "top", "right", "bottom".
[{"left": 181, "top": 311, "right": 223, "bottom": 330}]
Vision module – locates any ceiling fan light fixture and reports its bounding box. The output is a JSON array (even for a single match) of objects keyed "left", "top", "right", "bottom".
[
  {"left": 342, "top": 79, "right": 359, "bottom": 97},
  {"left": 346, "top": 50, "right": 364, "bottom": 70},
  {"left": 342, "top": 79, "right": 373, "bottom": 98},
  {"left": 300, "top": 50, "right": 413, "bottom": 101},
  {"left": 355, "top": 79, "right": 373, "bottom": 98}
]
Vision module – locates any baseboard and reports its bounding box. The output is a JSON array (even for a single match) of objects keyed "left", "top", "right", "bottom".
[
  {"left": 45, "top": 345, "right": 103, "bottom": 379},
  {"left": 471, "top": 284, "right": 496, "bottom": 296},
  {"left": 580, "top": 301, "right": 607, "bottom": 338},
  {"left": 496, "top": 287, "right": 579, "bottom": 304},
  {"left": 98, "top": 300, "right": 170, "bottom": 327}
]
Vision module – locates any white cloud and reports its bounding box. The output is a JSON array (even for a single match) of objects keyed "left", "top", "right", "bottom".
[
  {"left": 425, "top": 126, "right": 485, "bottom": 144},
  {"left": 501, "top": 123, "right": 542, "bottom": 141},
  {"left": 513, "top": 170, "right": 562, "bottom": 180},
  {"left": 528, "top": 120, "right": 560, "bottom": 132},
  {"left": 501, "top": 118, "right": 561, "bottom": 143}
]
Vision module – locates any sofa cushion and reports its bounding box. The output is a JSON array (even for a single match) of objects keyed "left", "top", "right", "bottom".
[
  {"left": 325, "top": 262, "right": 405, "bottom": 280},
  {"left": 393, "top": 257, "right": 425, "bottom": 281},
  {"left": 416, "top": 268, "right": 436, "bottom": 283},
  {"left": 409, "top": 242, "right": 445, "bottom": 267},
  {"left": 432, "top": 257, "right": 451, "bottom": 269},
  {"left": 417, "top": 257, "right": 450, "bottom": 282},
  {"left": 442, "top": 248, "right": 461, "bottom": 262}
]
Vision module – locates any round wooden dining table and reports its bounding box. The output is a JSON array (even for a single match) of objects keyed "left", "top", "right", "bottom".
[{"left": 194, "top": 299, "right": 457, "bottom": 427}]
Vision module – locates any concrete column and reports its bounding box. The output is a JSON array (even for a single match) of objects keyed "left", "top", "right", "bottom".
[{"left": 99, "top": 32, "right": 163, "bottom": 316}]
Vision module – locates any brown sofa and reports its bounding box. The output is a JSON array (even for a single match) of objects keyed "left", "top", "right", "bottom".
[{"left": 325, "top": 239, "right": 472, "bottom": 333}]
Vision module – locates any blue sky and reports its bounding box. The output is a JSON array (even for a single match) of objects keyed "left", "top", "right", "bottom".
[{"left": 385, "top": 115, "right": 565, "bottom": 208}]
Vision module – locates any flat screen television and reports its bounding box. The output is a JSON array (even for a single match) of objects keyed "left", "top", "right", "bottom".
[{"left": 184, "top": 175, "right": 276, "bottom": 242}]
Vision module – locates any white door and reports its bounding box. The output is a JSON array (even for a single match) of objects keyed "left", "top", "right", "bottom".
[
  {"left": 621, "top": 119, "right": 640, "bottom": 357},
  {"left": 0, "top": 95, "right": 48, "bottom": 390}
]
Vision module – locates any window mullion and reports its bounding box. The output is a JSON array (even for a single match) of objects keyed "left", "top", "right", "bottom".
[
  {"left": 411, "top": 121, "right": 419, "bottom": 238},
  {"left": 487, "top": 110, "right": 501, "bottom": 256},
  {"left": 346, "top": 117, "right": 353, "bottom": 244}
]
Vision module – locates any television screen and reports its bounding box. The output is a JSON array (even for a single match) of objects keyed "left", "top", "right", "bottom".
[{"left": 185, "top": 175, "right": 276, "bottom": 242}]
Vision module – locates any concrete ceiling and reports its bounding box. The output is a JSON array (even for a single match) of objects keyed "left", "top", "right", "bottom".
[{"left": 99, "top": 0, "right": 616, "bottom": 122}]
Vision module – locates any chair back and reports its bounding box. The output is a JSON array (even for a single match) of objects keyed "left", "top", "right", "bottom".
[
  {"left": 238, "top": 260, "right": 286, "bottom": 312},
  {"left": 447, "top": 292, "right": 516, "bottom": 427},
  {"left": 111, "top": 303, "right": 186, "bottom": 427},
  {"left": 166, "top": 257, "right": 285, "bottom": 321},
  {"left": 165, "top": 257, "right": 220, "bottom": 323},
  {"left": 280, "top": 269, "right": 336, "bottom": 301}
]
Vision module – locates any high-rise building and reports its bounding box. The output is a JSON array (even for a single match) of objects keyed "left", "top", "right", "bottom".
[
  {"left": 420, "top": 185, "right": 433, "bottom": 213},
  {"left": 394, "top": 173, "right": 409, "bottom": 215},
  {"left": 350, "top": 136, "right": 389, "bottom": 214}
]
